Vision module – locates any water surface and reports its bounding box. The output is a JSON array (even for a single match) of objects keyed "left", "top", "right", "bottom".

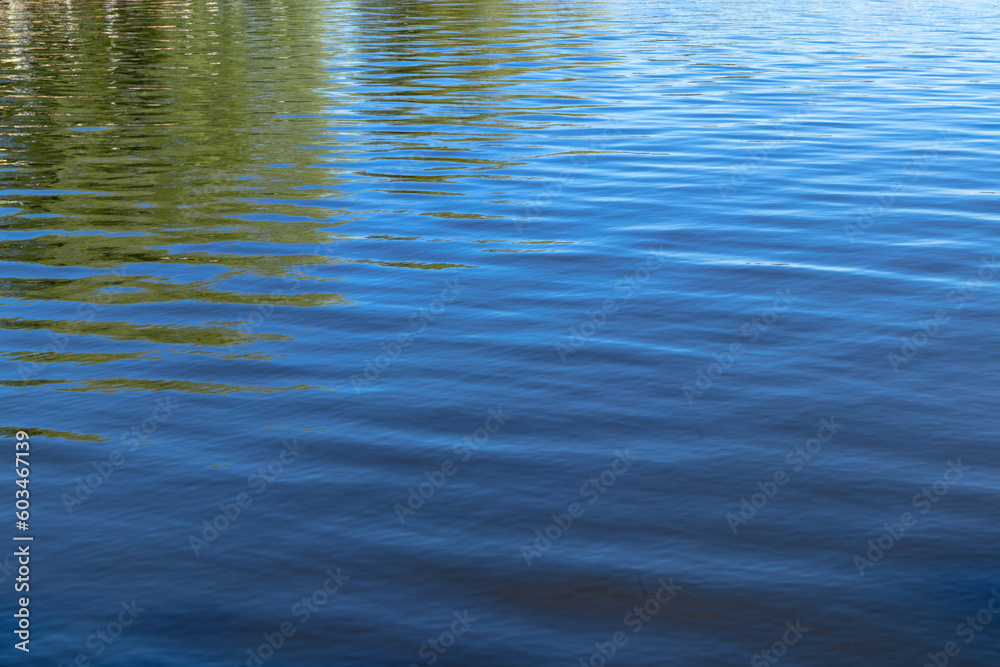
[{"left": 2, "top": 0, "right": 999, "bottom": 665}]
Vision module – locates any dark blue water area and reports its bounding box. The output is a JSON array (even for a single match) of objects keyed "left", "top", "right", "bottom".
[{"left": 1, "top": 0, "right": 999, "bottom": 665}]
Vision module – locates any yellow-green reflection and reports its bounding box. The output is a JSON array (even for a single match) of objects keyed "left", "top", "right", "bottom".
[
  {"left": 0, "top": 425, "right": 109, "bottom": 442},
  {"left": 0, "top": 0, "right": 592, "bottom": 393}
]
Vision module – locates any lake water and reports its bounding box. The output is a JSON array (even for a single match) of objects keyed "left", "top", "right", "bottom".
[{"left": 2, "top": 0, "right": 999, "bottom": 665}]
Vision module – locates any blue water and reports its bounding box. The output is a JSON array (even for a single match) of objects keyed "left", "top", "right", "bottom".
[{"left": 2, "top": 0, "right": 999, "bottom": 665}]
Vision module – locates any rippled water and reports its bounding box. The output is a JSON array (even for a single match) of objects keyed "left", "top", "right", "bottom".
[{"left": 3, "top": 0, "right": 999, "bottom": 665}]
